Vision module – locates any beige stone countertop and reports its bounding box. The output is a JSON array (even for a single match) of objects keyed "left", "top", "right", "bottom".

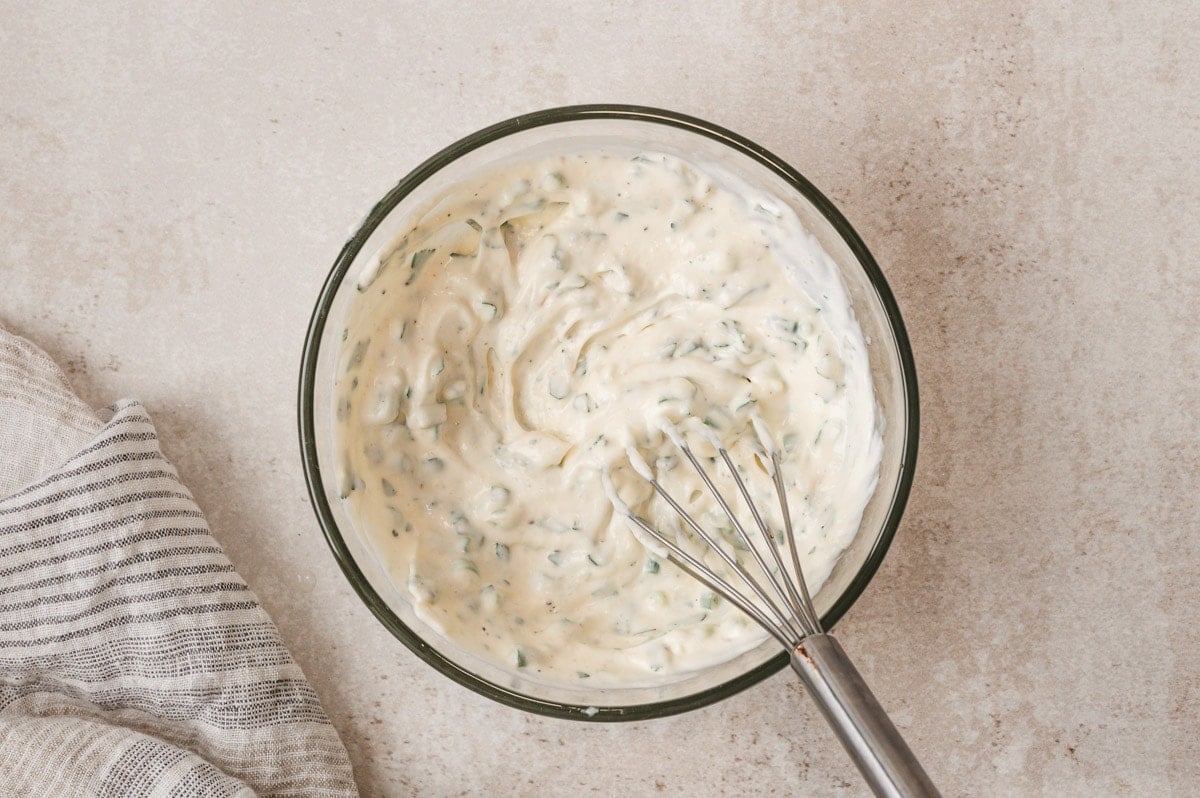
[{"left": 3, "top": 2, "right": 1197, "bottom": 795}]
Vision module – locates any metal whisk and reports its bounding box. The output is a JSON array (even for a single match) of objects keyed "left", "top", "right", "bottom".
[{"left": 605, "top": 419, "right": 940, "bottom": 798}]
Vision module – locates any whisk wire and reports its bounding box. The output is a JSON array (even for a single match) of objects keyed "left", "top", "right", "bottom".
[
  {"left": 621, "top": 509, "right": 797, "bottom": 648},
  {"left": 770, "top": 450, "right": 820, "bottom": 632},
  {"left": 643, "top": 474, "right": 804, "bottom": 643},
  {"left": 671, "top": 437, "right": 811, "bottom": 642},
  {"left": 714, "top": 444, "right": 820, "bottom": 636}
]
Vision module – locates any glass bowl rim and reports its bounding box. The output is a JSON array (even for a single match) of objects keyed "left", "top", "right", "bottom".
[{"left": 297, "top": 104, "right": 919, "bottom": 722}]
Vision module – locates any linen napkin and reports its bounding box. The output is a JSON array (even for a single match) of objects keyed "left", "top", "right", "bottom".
[{"left": 0, "top": 326, "right": 358, "bottom": 797}]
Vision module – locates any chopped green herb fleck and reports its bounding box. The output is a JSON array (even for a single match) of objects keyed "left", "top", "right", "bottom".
[
  {"left": 559, "top": 274, "right": 587, "bottom": 291},
  {"left": 346, "top": 338, "right": 369, "bottom": 372},
  {"left": 405, "top": 248, "right": 436, "bottom": 286}
]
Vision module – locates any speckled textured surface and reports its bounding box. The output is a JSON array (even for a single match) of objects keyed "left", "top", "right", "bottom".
[{"left": 2, "top": 2, "right": 1198, "bottom": 795}]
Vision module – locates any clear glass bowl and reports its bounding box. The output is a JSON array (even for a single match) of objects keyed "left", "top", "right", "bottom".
[{"left": 298, "top": 105, "right": 918, "bottom": 721}]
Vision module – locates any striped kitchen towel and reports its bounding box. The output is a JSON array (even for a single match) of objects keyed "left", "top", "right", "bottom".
[{"left": 0, "top": 326, "right": 358, "bottom": 797}]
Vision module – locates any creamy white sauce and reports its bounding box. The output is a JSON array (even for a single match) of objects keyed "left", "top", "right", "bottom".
[{"left": 334, "top": 151, "right": 881, "bottom": 686}]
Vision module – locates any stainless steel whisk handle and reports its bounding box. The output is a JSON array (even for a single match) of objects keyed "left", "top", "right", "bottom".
[{"left": 790, "top": 634, "right": 940, "bottom": 798}]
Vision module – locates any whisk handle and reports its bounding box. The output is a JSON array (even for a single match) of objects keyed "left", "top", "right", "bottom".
[{"left": 790, "top": 634, "right": 940, "bottom": 798}]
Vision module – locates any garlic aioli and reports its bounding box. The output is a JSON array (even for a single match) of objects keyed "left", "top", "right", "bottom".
[{"left": 334, "top": 151, "right": 881, "bottom": 686}]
